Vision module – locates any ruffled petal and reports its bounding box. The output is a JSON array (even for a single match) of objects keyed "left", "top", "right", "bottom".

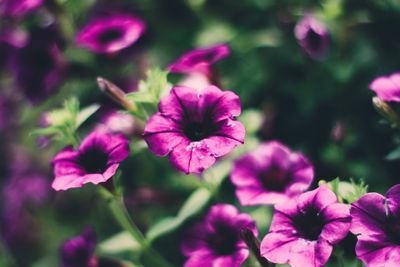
[
  {"left": 369, "top": 73, "right": 400, "bottom": 102},
  {"left": 169, "top": 141, "right": 216, "bottom": 174}
]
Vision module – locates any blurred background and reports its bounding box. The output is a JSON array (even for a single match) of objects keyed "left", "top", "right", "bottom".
[{"left": 1, "top": 0, "right": 400, "bottom": 266}]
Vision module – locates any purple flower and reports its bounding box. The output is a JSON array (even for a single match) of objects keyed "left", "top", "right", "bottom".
[
  {"left": 143, "top": 85, "right": 245, "bottom": 174},
  {"left": 168, "top": 44, "right": 230, "bottom": 75},
  {"left": 369, "top": 73, "right": 400, "bottom": 102},
  {"left": 60, "top": 227, "right": 97, "bottom": 267},
  {"left": 350, "top": 184, "right": 400, "bottom": 266},
  {"left": 168, "top": 44, "right": 230, "bottom": 90},
  {"left": 230, "top": 141, "right": 314, "bottom": 206},
  {"left": 11, "top": 25, "right": 65, "bottom": 103},
  {"left": 294, "top": 13, "right": 329, "bottom": 60},
  {"left": 51, "top": 130, "right": 129, "bottom": 191},
  {"left": 0, "top": 0, "right": 44, "bottom": 17},
  {"left": 260, "top": 186, "right": 351, "bottom": 267},
  {"left": 181, "top": 204, "right": 257, "bottom": 267},
  {"left": 76, "top": 14, "right": 146, "bottom": 54}
]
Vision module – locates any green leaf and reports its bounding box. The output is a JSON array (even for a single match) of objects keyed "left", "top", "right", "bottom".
[
  {"left": 146, "top": 188, "right": 211, "bottom": 242},
  {"left": 138, "top": 68, "right": 170, "bottom": 101},
  {"left": 76, "top": 104, "right": 100, "bottom": 128},
  {"left": 177, "top": 188, "right": 211, "bottom": 220},
  {"left": 146, "top": 217, "right": 181, "bottom": 242},
  {"left": 125, "top": 91, "right": 155, "bottom": 104},
  {"left": 98, "top": 231, "right": 141, "bottom": 255},
  {"left": 239, "top": 109, "right": 264, "bottom": 136},
  {"left": 30, "top": 127, "right": 62, "bottom": 136},
  {"left": 386, "top": 146, "right": 400, "bottom": 160}
]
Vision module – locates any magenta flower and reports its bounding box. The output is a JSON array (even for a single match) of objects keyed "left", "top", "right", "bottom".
[
  {"left": 51, "top": 130, "right": 129, "bottom": 191},
  {"left": 294, "top": 13, "right": 329, "bottom": 60},
  {"left": 369, "top": 73, "right": 400, "bottom": 102},
  {"left": 230, "top": 141, "right": 314, "bottom": 206},
  {"left": 96, "top": 111, "right": 136, "bottom": 137},
  {"left": 60, "top": 227, "right": 97, "bottom": 267},
  {"left": 0, "top": 0, "right": 44, "bottom": 17},
  {"left": 168, "top": 44, "right": 230, "bottom": 89},
  {"left": 11, "top": 25, "right": 66, "bottom": 103},
  {"left": 169, "top": 44, "right": 229, "bottom": 75},
  {"left": 181, "top": 204, "right": 257, "bottom": 267},
  {"left": 143, "top": 85, "right": 245, "bottom": 174},
  {"left": 350, "top": 184, "right": 400, "bottom": 266},
  {"left": 260, "top": 186, "right": 351, "bottom": 267},
  {"left": 76, "top": 14, "right": 146, "bottom": 54}
]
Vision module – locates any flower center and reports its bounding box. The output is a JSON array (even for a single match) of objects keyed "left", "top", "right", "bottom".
[
  {"left": 207, "top": 223, "right": 239, "bottom": 256},
  {"left": 260, "top": 165, "right": 288, "bottom": 192},
  {"left": 183, "top": 121, "right": 212, "bottom": 141},
  {"left": 307, "top": 29, "right": 322, "bottom": 51},
  {"left": 98, "top": 28, "right": 123, "bottom": 44},
  {"left": 293, "top": 207, "right": 325, "bottom": 241},
  {"left": 79, "top": 148, "right": 109, "bottom": 174}
]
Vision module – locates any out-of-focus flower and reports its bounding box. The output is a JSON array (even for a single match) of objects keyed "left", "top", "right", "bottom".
[
  {"left": 11, "top": 25, "right": 65, "bottom": 103},
  {"left": 168, "top": 44, "right": 230, "bottom": 90},
  {"left": 51, "top": 130, "right": 129, "bottom": 191},
  {"left": 294, "top": 13, "right": 329, "bottom": 60},
  {"left": 230, "top": 141, "right": 314, "bottom": 206},
  {"left": 260, "top": 186, "right": 351, "bottom": 267},
  {"left": 60, "top": 227, "right": 97, "bottom": 267},
  {"left": 1, "top": 174, "right": 49, "bottom": 243},
  {"left": 76, "top": 14, "right": 146, "bottom": 54},
  {"left": 350, "top": 184, "right": 400, "bottom": 266},
  {"left": 96, "top": 111, "right": 136, "bottom": 137},
  {"left": 143, "top": 85, "right": 245, "bottom": 174},
  {"left": 0, "top": 0, "right": 44, "bottom": 17},
  {"left": 181, "top": 204, "right": 257, "bottom": 267},
  {"left": 369, "top": 73, "right": 400, "bottom": 102}
]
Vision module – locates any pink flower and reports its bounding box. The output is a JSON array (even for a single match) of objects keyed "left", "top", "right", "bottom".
[
  {"left": 168, "top": 44, "right": 230, "bottom": 90},
  {"left": 230, "top": 141, "right": 314, "bottom": 206},
  {"left": 51, "top": 130, "right": 129, "bottom": 191},
  {"left": 369, "top": 73, "right": 400, "bottom": 102},
  {"left": 143, "top": 85, "right": 245, "bottom": 174},
  {"left": 181, "top": 204, "right": 257, "bottom": 267},
  {"left": 76, "top": 14, "right": 145, "bottom": 54},
  {"left": 261, "top": 186, "right": 351, "bottom": 267}
]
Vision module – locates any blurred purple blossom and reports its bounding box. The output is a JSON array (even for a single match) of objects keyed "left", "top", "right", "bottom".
[
  {"left": 143, "top": 85, "right": 245, "bottom": 174},
  {"left": 369, "top": 72, "right": 400, "bottom": 102},
  {"left": 181, "top": 204, "right": 257, "bottom": 267},
  {"left": 0, "top": 0, "right": 44, "bottom": 17},
  {"left": 230, "top": 141, "right": 314, "bottom": 206},
  {"left": 51, "top": 130, "right": 129, "bottom": 191},
  {"left": 350, "top": 184, "right": 400, "bottom": 266},
  {"left": 168, "top": 44, "right": 230, "bottom": 90},
  {"left": 11, "top": 25, "right": 66, "bottom": 104},
  {"left": 96, "top": 111, "right": 136, "bottom": 137},
  {"left": 294, "top": 13, "right": 329, "bottom": 60},
  {"left": 260, "top": 186, "right": 351, "bottom": 267},
  {"left": 60, "top": 227, "right": 97, "bottom": 267},
  {"left": 76, "top": 13, "right": 146, "bottom": 54}
]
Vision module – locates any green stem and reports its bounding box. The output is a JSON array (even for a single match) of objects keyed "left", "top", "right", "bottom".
[
  {"left": 0, "top": 236, "right": 17, "bottom": 267},
  {"left": 99, "top": 188, "right": 173, "bottom": 267}
]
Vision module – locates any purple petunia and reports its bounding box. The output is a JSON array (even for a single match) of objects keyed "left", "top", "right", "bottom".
[
  {"left": 230, "top": 141, "right": 314, "bottom": 206},
  {"left": 168, "top": 44, "right": 230, "bottom": 90},
  {"left": 260, "top": 186, "right": 351, "bottom": 267},
  {"left": 350, "top": 184, "right": 400, "bottom": 266},
  {"left": 143, "top": 85, "right": 245, "bottom": 174},
  {"left": 51, "top": 130, "right": 129, "bottom": 191},
  {"left": 0, "top": 0, "right": 44, "bottom": 17},
  {"left": 60, "top": 227, "right": 97, "bottom": 267},
  {"left": 76, "top": 14, "right": 146, "bottom": 54},
  {"left": 294, "top": 13, "right": 329, "bottom": 60},
  {"left": 369, "top": 73, "right": 400, "bottom": 102},
  {"left": 181, "top": 204, "right": 257, "bottom": 267},
  {"left": 11, "top": 25, "right": 65, "bottom": 103}
]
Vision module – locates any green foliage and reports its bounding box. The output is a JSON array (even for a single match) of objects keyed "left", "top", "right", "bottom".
[
  {"left": 321, "top": 178, "right": 368, "bottom": 203},
  {"left": 31, "top": 98, "right": 99, "bottom": 148}
]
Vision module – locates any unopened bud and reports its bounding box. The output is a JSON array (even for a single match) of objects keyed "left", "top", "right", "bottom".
[
  {"left": 97, "top": 77, "right": 137, "bottom": 112},
  {"left": 372, "top": 97, "right": 399, "bottom": 125}
]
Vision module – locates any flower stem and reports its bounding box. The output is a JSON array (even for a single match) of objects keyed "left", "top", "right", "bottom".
[
  {"left": 240, "top": 228, "right": 274, "bottom": 267},
  {"left": 99, "top": 188, "right": 173, "bottom": 267}
]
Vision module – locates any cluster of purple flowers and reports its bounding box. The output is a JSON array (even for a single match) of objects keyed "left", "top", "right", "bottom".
[{"left": 6, "top": 1, "right": 400, "bottom": 266}]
